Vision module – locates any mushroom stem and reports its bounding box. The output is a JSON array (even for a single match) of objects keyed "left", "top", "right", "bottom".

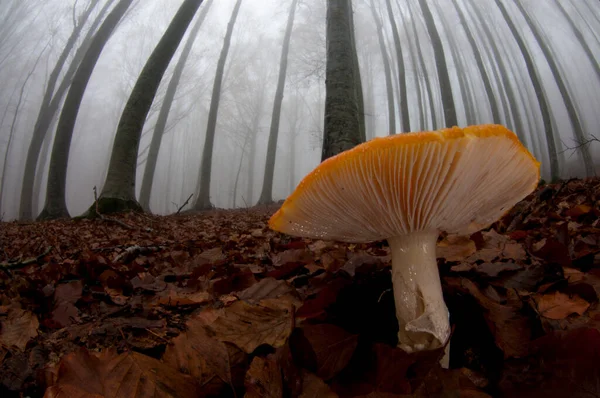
[{"left": 388, "top": 231, "right": 450, "bottom": 353}]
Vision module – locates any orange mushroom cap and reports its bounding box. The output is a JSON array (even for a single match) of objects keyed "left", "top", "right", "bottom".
[{"left": 270, "top": 124, "right": 540, "bottom": 242}]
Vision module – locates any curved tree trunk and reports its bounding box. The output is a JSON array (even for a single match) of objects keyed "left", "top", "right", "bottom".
[
  {"left": 322, "top": 0, "right": 364, "bottom": 160},
  {"left": 369, "top": 0, "right": 395, "bottom": 135},
  {"left": 96, "top": 0, "right": 205, "bottom": 216},
  {"left": 385, "top": 0, "right": 410, "bottom": 133},
  {"left": 451, "top": 0, "right": 501, "bottom": 124},
  {"left": 418, "top": 0, "right": 457, "bottom": 128},
  {"left": 39, "top": 0, "right": 134, "bottom": 219},
  {"left": 194, "top": 0, "right": 243, "bottom": 210},
  {"left": 257, "top": 0, "right": 298, "bottom": 205},
  {"left": 19, "top": 0, "right": 102, "bottom": 220},
  {"left": 139, "top": 0, "right": 213, "bottom": 212},
  {"left": 493, "top": 0, "right": 559, "bottom": 179}
]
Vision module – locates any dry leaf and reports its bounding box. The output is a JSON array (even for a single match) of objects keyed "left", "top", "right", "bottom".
[
  {"left": 244, "top": 356, "right": 283, "bottom": 398},
  {"left": 0, "top": 304, "right": 39, "bottom": 351},
  {"left": 299, "top": 370, "right": 338, "bottom": 398},
  {"left": 437, "top": 235, "right": 477, "bottom": 262},
  {"left": 535, "top": 291, "right": 590, "bottom": 319}
]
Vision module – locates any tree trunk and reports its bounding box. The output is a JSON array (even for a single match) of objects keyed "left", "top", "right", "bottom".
[
  {"left": 39, "top": 0, "right": 134, "bottom": 220},
  {"left": 451, "top": 0, "right": 501, "bottom": 124},
  {"left": 384, "top": 0, "right": 410, "bottom": 133},
  {"left": 347, "top": 4, "right": 366, "bottom": 142},
  {"left": 139, "top": 0, "right": 213, "bottom": 212},
  {"left": 321, "top": 0, "right": 364, "bottom": 160},
  {"left": 370, "top": 0, "right": 395, "bottom": 135},
  {"left": 194, "top": 0, "right": 243, "bottom": 210},
  {"left": 95, "top": 0, "right": 204, "bottom": 216},
  {"left": 494, "top": 0, "right": 560, "bottom": 179},
  {"left": 257, "top": 0, "right": 298, "bottom": 205},
  {"left": 399, "top": 3, "right": 424, "bottom": 130},
  {"left": 19, "top": 0, "right": 102, "bottom": 220},
  {"left": 418, "top": 0, "right": 457, "bottom": 127}
]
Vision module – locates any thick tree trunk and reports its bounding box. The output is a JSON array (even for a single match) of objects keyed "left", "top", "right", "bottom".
[
  {"left": 384, "top": 0, "right": 410, "bottom": 133},
  {"left": 451, "top": 0, "right": 501, "bottom": 124},
  {"left": 139, "top": 0, "right": 213, "bottom": 212},
  {"left": 257, "top": 0, "right": 297, "bottom": 205},
  {"left": 322, "top": 0, "right": 364, "bottom": 160},
  {"left": 19, "top": 0, "right": 103, "bottom": 220},
  {"left": 96, "top": 0, "right": 204, "bottom": 216},
  {"left": 494, "top": 0, "right": 560, "bottom": 179},
  {"left": 194, "top": 0, "right": 243, "bottom": 210},
  {"left": 39, "top": 0, "right": 133, "bottom": 220},
  {"left": 370, "top": 0, "right": 395, "bottom": 135},
  {"left": 418, "top": 0, "right": 457, "bottom": 128}
]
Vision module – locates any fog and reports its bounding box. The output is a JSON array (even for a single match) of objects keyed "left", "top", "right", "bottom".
[{"left": 0, "top": 0, "right": 598, "bottom": 220}]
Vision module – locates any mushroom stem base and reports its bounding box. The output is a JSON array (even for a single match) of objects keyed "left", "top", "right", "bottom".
[{"left": 388, "top": 232, "right": 450, "bottom": 352}]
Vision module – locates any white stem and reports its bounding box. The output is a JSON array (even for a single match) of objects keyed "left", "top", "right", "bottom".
[{"left": 388, "top": 231, "right": 450, "bottom": 353}]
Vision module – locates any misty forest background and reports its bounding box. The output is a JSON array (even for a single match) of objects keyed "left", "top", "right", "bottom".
[{"left": 0, "top": 0, "right": 599, "bottom": 222}]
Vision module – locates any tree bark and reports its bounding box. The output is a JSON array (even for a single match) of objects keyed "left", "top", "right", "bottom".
[
  {"left": 257, "top": 0, "right": 298, "bottom": 205},
  {"left": 418, "top": 0, "right": 457, "bottom": 128},
  {"left": 321, "top": 0, "right": 364, "bottom": 160},
  {"left": 39, "top": 0, "right": 134, "bottom": 220},
  {"left": 139, "top": 0, "right": 213, "bottom": 212},
  {"left": 194, "top": 0, "right": 243, "bottom": 210}
]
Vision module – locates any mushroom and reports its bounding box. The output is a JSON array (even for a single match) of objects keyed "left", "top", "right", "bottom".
[{"left": 269, "top": 124, "right": 540, "bottom": 354}]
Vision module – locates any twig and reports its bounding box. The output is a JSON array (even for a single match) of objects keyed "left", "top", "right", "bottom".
[
  {"left": 113, "top": 245, "right": 163, "bottom": 263},
  {"left": 0, "top": 246, "right": 53, "bottom": 270},
  {"left": 559, "top": 134, "right": 599, "bottom": 155},
  {"left": 176, "top": 193, "right": 193, "bottom": 214}
]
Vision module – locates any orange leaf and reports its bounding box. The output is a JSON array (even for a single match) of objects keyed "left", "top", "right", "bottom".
[{"left": 535, "top": 291, "right": 590, "bottom": 320}]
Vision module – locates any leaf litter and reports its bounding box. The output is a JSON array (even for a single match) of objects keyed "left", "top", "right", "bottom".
[{"left": 0, "top": 177, "right": 599, "bottom": 397}]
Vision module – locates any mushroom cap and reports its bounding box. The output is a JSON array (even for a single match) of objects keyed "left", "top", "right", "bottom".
[{"left": 269, "top": 125, "right": 540, "bottom": 242}]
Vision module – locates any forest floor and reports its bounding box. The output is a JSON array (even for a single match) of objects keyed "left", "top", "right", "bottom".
[{"left": 0, "top": 177, "right": 599, "bottom": 397}]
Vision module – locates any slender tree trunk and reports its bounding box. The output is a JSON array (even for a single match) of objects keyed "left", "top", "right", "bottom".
[
  {"left": 407, "top": 0, "right": 437, "bottom": 129},
  {"left": 385, "top": 0, "right": 410, "bottom": 132},
  {"left": 139, "top": 0, "right": 213, "bottom": 212},
  {"left": 322, "top": 0, "right": 364, "bottom": 160},
  {"left": 418, "top": 0, "right": 457, "bottom": 127},
  {"left": 245, "top": 106, "right": 263, "bottom": 205},
  {"left": 19, "top": 0, "right": 103, "bottom": 220},
  {"left": 39, "top": 0, "right": 134, "bottom": 219},
  {"left": 398, "top": 4, "right": 424, "bottom": 130},
  {"left": 370, "top": 0, "right": 395, "bottom": 135},
  {"left": 493, "top": 0, "right": 559, "bottom": 179},
  {"left": 451, "top": 0, "right": 501, "bottom": 124},
  {"left": 194, "top": 0, "right": 243, "bottom": 210},
  {"left": 257, "top": 0, "right": 297, "bottom": 205},
  {"left": 347, "top": 3, "right": 366, "bottom": 141},
  {"left": 94, "top": 0, "right": 205, "bottom": 215}
]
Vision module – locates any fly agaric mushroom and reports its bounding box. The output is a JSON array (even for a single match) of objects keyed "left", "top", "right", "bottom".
[{"left": 269, "top": 124, "right": 540, "bottom": 353}]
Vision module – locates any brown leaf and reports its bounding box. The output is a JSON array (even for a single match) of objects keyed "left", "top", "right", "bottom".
[
  {"left": 299, "top": 370, "right": 338, "bottom": 398},
  {"left": 290, "top": 324, "right": 358, "bottom": 380},
  {"left": 244, "top": 356, "right": 283, "bottom": 398},
  {"left": 199, "top": 247, "right": 226, "bottom": 263},
  {"left": 237, "top": 278, "right": 302, "bottom": 308},
  {"left": 436, "top": 235, "right": 477, "bottom": 262},
  {"left": 206, "top": 300, "right": 294, "bottom": 353},
  {"left": 0, "top": 304, "right": 39, "bottom": 350},
  {"left": 467, "top": 230, "right": 527, "bottom": 263},
  {"left": 155, "top": 290, "right": 211, "bottom": 307},
  {"left": 44, "top": 348, "right": 200, "bottom": 398},
  {"left": 534, "top": 291, "right": 590, "bottom": 320},
  {"left": 271, "top": 249, "right": 313, "bottom": 267}
]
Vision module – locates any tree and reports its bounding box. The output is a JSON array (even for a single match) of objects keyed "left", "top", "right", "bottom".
[
  {"left": 257, "top": 0, "right": 298, "bottom": 205},
  {"left": 194, "top": 0, "right": 243, "bottom": 210},
  {"left": 19, "top": 0, "right": 110, "bottom": 220},
  {"left": 369, "top": 0, "right": 395, "bottom": 135},
  {"left": 493, "top": 0, "right": 559, "bottom": 179},
  {"left": 94, "top": 0, "right": 205, "bottom": 215},
  {"left": 321, "top": 0, "right": 364, "bottom": 160},
  {"left": 418, "top": 0, "right": 457, "bottom": 128},
  {"left": 39, "top": 0, "right": 133, "bottom": 219},
  {"left": 139, "top": 0, "right": 214, "bottom": 212},
  {"left": 384, "top": 0, "right": 410, "bottom": 133}
]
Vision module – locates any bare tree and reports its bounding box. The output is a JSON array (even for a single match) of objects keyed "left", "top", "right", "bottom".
[
  {"left": 257, "top": 0, "right": 298, "bottom": 205},
  {"left": 322, "top": 0, "right": 364, "bottom": 160},
  {"left": 139, "top": 0, "right": 214, "bottom": 212},
  {"left": 418, "top": 0, "right": 457, "bottom": 128}
]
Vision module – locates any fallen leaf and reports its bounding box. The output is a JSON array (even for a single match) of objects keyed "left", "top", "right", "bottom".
[
  {"left": 437, "top": 235, "right": 477, "bottom": 262},
  {"left": 0, "top": 304, "right": 39, "bottom": 350},
  {"left": 237, "top": 278, "right": 302, "bottom": 308},
  {"left": 534, "top": 291, "right": 590, "bottom": 320},
  {"left": 244, "top": 356, "right": 283, "bottom": 398},
  {"left": 299, "top": 370, "right": 338, "bottom": 398}
]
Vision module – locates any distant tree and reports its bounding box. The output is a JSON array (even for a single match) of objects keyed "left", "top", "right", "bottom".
[
  {"left": 257, "top": 0, "right": 298, "bottom": 205},
  {"left": 139, "top": 0, "right": 214, "bottom": 212},
  {"left": 38, "top": 0, "right": 133, "bottom": 220},
  {"left": 418, "top": 0, "right": 457, "bottom": 128},
  {"left": 322, "top": 0, "right": 364, "bottom": 160},
  {"left": 399, "top": 4, "right": 424, "bottom": 130},
  {"left": 19, "top": 0, "right": 110, "bottom": 220},
  {"left": 451, "top": 0, "right": 501, "bottom": 125},
  {"left": 347, "top": 4, "right": 366, "bottom": 142},
  {"left": 93, "top": 0, "right": 205, "bottom": 215},
  {"left": 369, "top": 0, "right": 395, "bottom": 135},
  {"left": 384, "top": 0, "right": 410, "bottom": 133}
]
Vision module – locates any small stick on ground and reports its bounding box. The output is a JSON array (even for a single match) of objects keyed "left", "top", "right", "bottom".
[
  {"left": 0, "top": 246, "right": 53, "bottom": 270},
  {"left": 176, "top": 193, "right": 193, "bottom": 214}
]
